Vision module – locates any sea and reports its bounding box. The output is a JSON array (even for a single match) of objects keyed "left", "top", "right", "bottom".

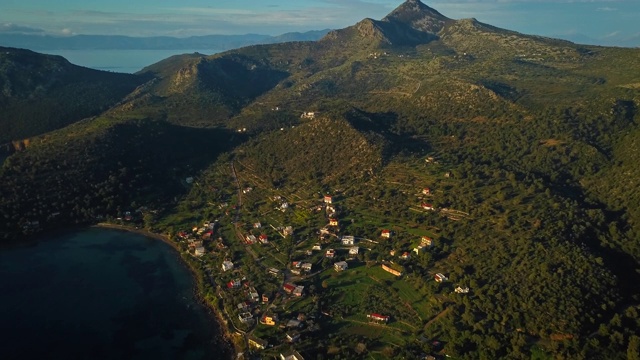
[
  {"left": 0, "top": 228, "right": 231, "bottom": 360},
  {"left": 41, "top": 49, "right": 223, "bottom": 74}
]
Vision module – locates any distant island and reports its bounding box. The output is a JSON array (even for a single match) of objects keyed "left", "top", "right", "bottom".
[
  {"left": 1, "top": 0, "right": 640, "bottom": 359},
  {"left": 0, "top": 30, "right": 331, "bottom": 51}
]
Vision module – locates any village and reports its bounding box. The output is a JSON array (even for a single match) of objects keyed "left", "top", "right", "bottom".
[{"left": 160, "top": 154, "right": 472, "bottom": 360}]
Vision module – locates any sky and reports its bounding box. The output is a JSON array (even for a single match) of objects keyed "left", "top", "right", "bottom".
[{"left": 0, "top": 0, "right": 639, "bottom": 46}]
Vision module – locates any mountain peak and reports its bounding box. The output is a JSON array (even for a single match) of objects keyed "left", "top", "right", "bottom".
[{"left": 383, "top": 0, "right": 451, "bottom": 34}]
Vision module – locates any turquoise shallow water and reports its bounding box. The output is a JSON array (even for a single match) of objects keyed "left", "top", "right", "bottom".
[{"left": 0, "top": 228, "right": 230, "bottom": 360}]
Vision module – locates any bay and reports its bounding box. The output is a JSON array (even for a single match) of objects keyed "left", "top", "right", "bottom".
[
  {"left": 0, "top": 228, "right": 231, "bottom": 360},
  {"left": 41, "top": 49, "right": 222, "bottom": 74}
]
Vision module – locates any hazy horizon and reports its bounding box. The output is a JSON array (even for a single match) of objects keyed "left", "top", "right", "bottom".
[{"left": 0, "top": 0, "right": 639, "bottom": 47}]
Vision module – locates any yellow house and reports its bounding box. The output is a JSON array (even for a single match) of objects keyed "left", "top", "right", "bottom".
[{"left": 260, "top": 314, "right": 277, "bottom": 326}]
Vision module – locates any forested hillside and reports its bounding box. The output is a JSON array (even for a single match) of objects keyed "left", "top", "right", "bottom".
[{"left": 0, "top": 47, "right": 146, "bottom": 144}]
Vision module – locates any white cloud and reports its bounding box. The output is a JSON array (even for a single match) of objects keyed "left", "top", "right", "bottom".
[{"left": 0, "top": 23, "right": 44, "bottom": 33}]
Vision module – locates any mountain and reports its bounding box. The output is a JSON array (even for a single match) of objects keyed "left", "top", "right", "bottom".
[
  {"left": 1, "top": 1, "right": 640, "bottom": 359},
  {"left": 0, "top": 47, "right": 147, "bottom": 145},
  {"left": 0, "top": 30, "right": 331, "bottom": 51},
  {"left": 382, "top": 0, "right": 452, "bottom": 34}
]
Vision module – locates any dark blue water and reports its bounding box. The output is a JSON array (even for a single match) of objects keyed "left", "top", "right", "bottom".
[
  {"left": 0, "top": 228, "right": 231, "bottom": 360},
  {"left": 41, "top": 49, "right": 222, "bottom": 73}
]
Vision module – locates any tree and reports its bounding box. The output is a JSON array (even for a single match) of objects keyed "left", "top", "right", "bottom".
[{"left": 628, "top": 335, "right": 640, "bottom": 360}]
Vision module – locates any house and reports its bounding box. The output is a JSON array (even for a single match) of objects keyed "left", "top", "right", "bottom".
[
  {"left": 284, "top": 226, "right": 294, "bottom": 236},
  {"left": 434, "top": 273, "right": 448, "bottom": 282},
  {"left": 334, "top": 261, "right": 349, "bottom": 272},
  {"left": 389, "top": 250, "right": 396, "bottom": 256},
  {"left": 260, "top": 314, "right": 277, "bottom": 326},
  {"left": 421, "top": 202, "right": 435, "bottom": 211},
  {"left": 312, "top": 244, "right": 322, "bottom": 251},
  {"left": 269, "top": 268, "right": 281, "bottom": 276},
  {"left": 422, "top": 188, "right": 431, "bottom": 195},
  {"left": 262, "top": 293, "right": 270, "bottom": 303},
  {"left": 349, "top": 247, "right": 359, "bottom": 256},
  {"left": 222, "top": 261, "right": 234, "bottom": 272},
  {"left": 293, "top": 286, "right": 305, "bottom": 297},
  {"left": 421, "top": 236, "right": 433, "bottom": 247},
  {"left": 301, "top": 111, "right": 315, "bottom": 119},
  {"left": 280, "top": 350, "right": 305, "bottom": 360},
  {"left": 381, "top": 229, "right": 391, "bottom": 238},
  {"left": 194, "top": 247, "right": 206, "bottom": 256},
  {"left": 368, "top": 313, "right": 390, "bottom": 323},
  {"left": 239, "top": 312, "right": 254, "bottom": 323},
  {"left": 324, "top": 195, "right": 333, "bottom": 204},
  {"left": 227, "top": 279, "right": 241, "bottom": 289},
  {"left": 400, "top": 252, "right": 411, "bottom": 260},
  {"left": 291, "top": 268, "right": 302, "bottom": 276},
  {"left": 445, "top": 172, "right": 451, "bottom": 178},
  {"left": 341, "top": 235, "right": 355, "bottom": 245},
  {"left": 455, "top": 286, "right": 470, "bottom": 294},
  {"left": 253, "top": 222, "right": 262, "bottom": 228},
  {"left": 292, "top": 261, "right": 302, "bottom": 268},
  {"left": 329, "top": 218, "right": 339, "bottom": 226},
  {"left": 245, "top": 234, "right": 257, "bottom": 244},
  {"left": 248, "top": 335, "right": 268, "bottom": 350},
  {"left": 325, "top": 249, "right": 336, "bottom": 258},
  {"left": 249, "top": 287, "right": 259, "bottom": 302},
  {"left": 259, "top": 234, "right": 269, "bottom": 244},
  {"left": 286, "top": 331, "right": 301, "bottom": 343},
  {"left": 413, "top": 246, "right": 426, "bottom": 255},
  {"left": 189, "top": 239, "right": 203, "bottom": 249},
  {"left": 301, "top": 263, "right": 313, "bottom": 272},
  {"left": 283, "top": 283, "right": 296, "bottom": 294}
]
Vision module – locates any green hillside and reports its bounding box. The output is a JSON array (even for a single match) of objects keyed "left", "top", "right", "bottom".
[{"left": 0, "top": 47, "right": 147, "bottom": 144}]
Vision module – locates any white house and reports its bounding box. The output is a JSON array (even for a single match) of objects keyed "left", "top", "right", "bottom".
[
  {"left": 222, "top": 260, "right": 234, "bottom": 272},
  {"left": 301, "top": 111, "right": 316, "bottom": 119},
  {"left": 342, "top": 235, "right": 356, "bottom": 245},
  {"left": 301, "top": 263, "right": 313, "bottom": 272},
  {"left": 434, "top": 273, "right": 448, "bottom": 282},
  {"left": 349, "top": 247, "right": 359, "bottom": 256},
  {"left": 195, "top": 247, "right": 206, "bottom": 256},
  {"left": 455, "top": 286, "right": 470, "bottom": 294},
  {"left": 421, "top": 236, "right": 433, "bottom": 247},
  {"left": 334, "top": 261, "right": 349, "bottom": 272}
]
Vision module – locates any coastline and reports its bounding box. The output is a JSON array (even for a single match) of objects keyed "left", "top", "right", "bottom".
[{"left": 92, "top": 223, "right": 239, "bottom": 357}]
